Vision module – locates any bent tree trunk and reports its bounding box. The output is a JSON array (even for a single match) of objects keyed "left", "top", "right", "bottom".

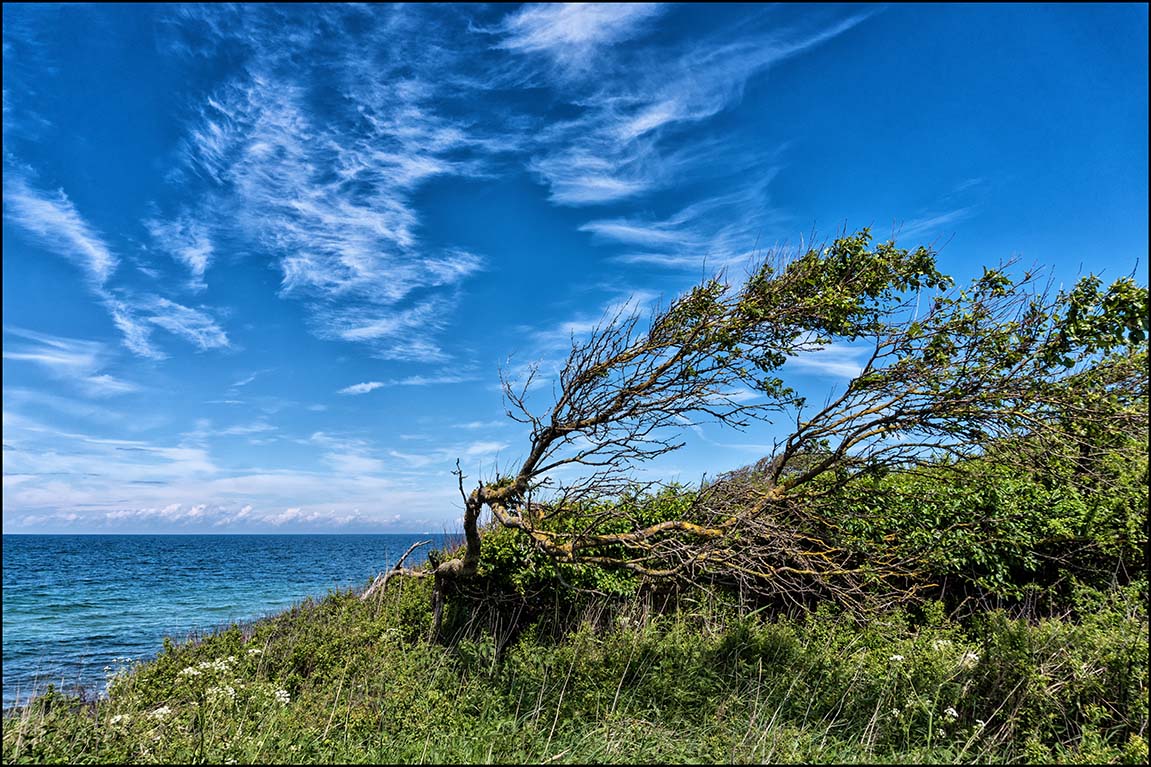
[
  {"left": 361, "top": 231, "right": 1149, "bottom": 621},
  {"left": 362, "top": 469, "right": 485, "bottom": 638}
]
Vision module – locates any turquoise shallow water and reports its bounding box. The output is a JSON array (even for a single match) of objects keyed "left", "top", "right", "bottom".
[{"left": 1, "top": 534, "right": 447, "bottom": 708}]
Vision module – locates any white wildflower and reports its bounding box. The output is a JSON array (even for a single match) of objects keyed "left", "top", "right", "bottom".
[
  {"left": 207, "top": 685, "right": 236, "bottom": 703},
  {"left": 959, "top": 651, "right": 980, "bottom": 668},
  {"left": 110, "top": 714, "right": 130, "bottom": 725},
  {"left": 944, "top": 706, "right": 959, "bottom": 719},
  {"left": 178, "top": 666, "right": 202, "bottom": 677},
  {"left": 149, "top": 706, "right": 172, "bottom": 720},
  {"left": 247, "top": 648, "right": 262, "bottom": 656},
  {"left": 890, "top": 654, "right": 904, "bottom": 662},
  {"left": 273, "top": 688, "right": 290, "bottom": 705}
]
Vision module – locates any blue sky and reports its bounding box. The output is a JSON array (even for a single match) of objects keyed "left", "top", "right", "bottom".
[{"left": 3, "top": 3, "right": 1147, "bottom": 534}]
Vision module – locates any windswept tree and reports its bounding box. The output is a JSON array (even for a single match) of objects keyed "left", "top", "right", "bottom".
[{"left": 366, "top": 229, "right": 1148, "bottom": 622}]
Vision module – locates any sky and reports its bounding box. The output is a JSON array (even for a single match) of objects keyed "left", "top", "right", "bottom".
[{"left": 3, "top": 3, "right": 1147, "bottom": 534}]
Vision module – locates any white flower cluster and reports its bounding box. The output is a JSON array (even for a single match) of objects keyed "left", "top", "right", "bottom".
[
  {"left": 149, "top": 705, "right": 172, "bottom": 720},
  {"left": 207, "top": 655, "right": 238, "bottom": 672},
  {"left": 959, "top": 651, "right": 980, "bottom": 668},
  {"left": 207, "top": 685, "right": 236, "bottom": 703},
  {"left": 272, "top": 688, "right": 290, "bottom": 705},
  {"left": 944, "top": 706, "right": 959, "bottom": 719},
  {"left": 246, "top": 647, "right": 263, "bottom": 656},
  {"left": 181, "top": 655, "right": 239, "bottom": 677}
]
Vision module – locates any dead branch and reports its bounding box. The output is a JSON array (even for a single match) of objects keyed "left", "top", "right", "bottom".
[{"left": 361, "top": 539, "right": 433, "bottom": 601}]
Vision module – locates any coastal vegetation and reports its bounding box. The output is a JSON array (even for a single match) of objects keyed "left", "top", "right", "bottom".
[
  {"left": 379, "top": 229, "right": 1147, "bottom": 627},
  {"left": 3, "top": 231, "right": 1146, "bottom": 764},
  {"left": 2, "top": 570, "right": 1146, "bottom": 763}
]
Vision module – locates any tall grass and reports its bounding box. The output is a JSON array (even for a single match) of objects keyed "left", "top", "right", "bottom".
[{"left": 3, "top": 576, "right": 1147, "bottom": 764}]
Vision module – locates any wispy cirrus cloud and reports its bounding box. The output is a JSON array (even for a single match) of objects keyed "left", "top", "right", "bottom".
[
  {"left": 581, "top": 170, "right": 782, "bottom": 270},
  {"left": 308, "top": 431, "right": 390, "bottom": 476},
  {"left": 3, "top": 176, "right": 117, "bottom": 287},
  {"left": 785, "top": 342, "right": 873, "bottom": 380},
  {"left": 338, "top": 373, "right": 474, "bottom": 395},
  {"left": 528, "top": 288, "right": 662, "bottom": 349},
  {"left": 454, "top": 419, "right": 508, "bottom": 430},
  {"left": 497, "top": 3, "right": 664, "bottom": 76},
  {"left": 388, "top": 374, "right": 474, "bottom": 387},
  {"left": 103, "top": 296, "right": 166, "bottom": 360},
  {"left": 142, "top": 297, "right": 230, "bottom": 351},
  {"left": 100, "top": 294, "right": 229, "bottom": 360},
  {"left": 2, "top": 327, "right": 139, "bottom": 397},
  {"left": 215, "top": 421, "right": 276, "bottom": 437},
  {"left": 338, "top": 381, "right": 385, "bottom": 396},
  {"left": 4, "top": 172, "right": 230, "bottom": 360},
  {"left": 497, "top": 288, "right": 663, "bottom": 398},
  {"left": 144, "top": 214, "right": 214, "bottom": 290},
  {"left": 2, "top": 416, "right": 218, "bottom": 484},
  {"left": 387, "top": 438, "right": 511, "bottom": 470},
  {"left": 512, "top": 10, "right": 872, "bottom": 206},
  {"left": 159, "top": 5, "right": 502, "bottom": 363},
  {"left": 894, "top": 206, "right": 975, "bottom": 242}
]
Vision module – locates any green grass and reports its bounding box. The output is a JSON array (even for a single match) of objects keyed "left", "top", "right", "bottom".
[{"left": 3, "top": 577, "right": 1147, "bottom": 764}]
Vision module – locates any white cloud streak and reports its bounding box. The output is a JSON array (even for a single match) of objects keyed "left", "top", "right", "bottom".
[
  {"left": 2, "top": 327, "right": 139, "bottom": 397},
  {"left": 785, "top": 343, "right": 872, "bottom": 380},
  {"left": 582, "top": 171, "right": 782, "bottom": 270},
  {"left": 339, "top": 382, "right": 385, "bottom": 396},
  {"left": 514, "top": 11, "right": 870, "bottom": 206},
  {"left": 3, "top": 172, "right": 230, "bottom": 360},
  {"left": 163, "top": 6, "right": 500, "bottom": 363},
  {"left": 143, "top": 296, "right": 230, "bottom": 351},
  {"left": 338, "top": 373, "right": 474, "bottom": 395},
  {"left": 4, "top": 177, "right": 117, "bottom": 287},
  {"left": 497, "top": 3, "right": 664, "bottom": 76},
  {"left": 895, "top": 207, "right": 975, "bottom": 241},
  {"left": 145, "top": 214, "right": 214, "bottom": 290}
]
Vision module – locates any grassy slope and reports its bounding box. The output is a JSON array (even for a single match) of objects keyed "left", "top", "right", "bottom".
[{"left": 3, "top": 576, "right": 1147, "bottom": 765}]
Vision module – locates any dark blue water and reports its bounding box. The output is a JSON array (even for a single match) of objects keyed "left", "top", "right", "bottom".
[{"left": 1, "top": 534, "right": 449, "bottom": 708}]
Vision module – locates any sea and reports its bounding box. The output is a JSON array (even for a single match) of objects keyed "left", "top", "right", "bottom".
[{"left": 1, "top": 533, "right": 449, "bottom": 709}]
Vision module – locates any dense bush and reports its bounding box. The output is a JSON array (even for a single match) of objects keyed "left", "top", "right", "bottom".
[
  {"left": 828, "top": 435, "right": 1147, "bottom": 609},
  {"left": 440, "top": 424, "right": 1147, "bottom": 631}
]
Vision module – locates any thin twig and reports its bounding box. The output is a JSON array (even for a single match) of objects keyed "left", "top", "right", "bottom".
[{"left": 361, "top": 539, "right": 433, "bottom": 601}]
